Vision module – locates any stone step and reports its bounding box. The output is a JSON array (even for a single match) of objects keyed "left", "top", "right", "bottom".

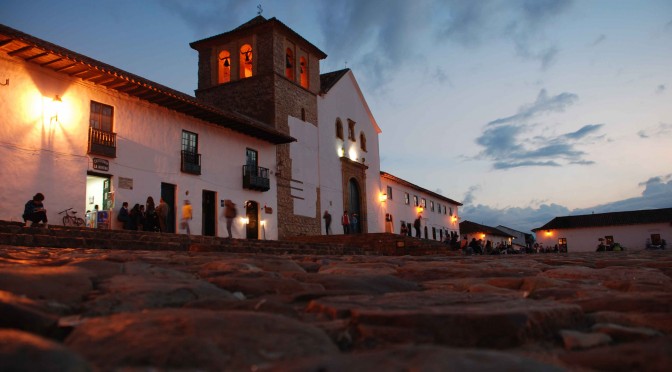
[{"left": 0, "top": 220, "right": 457, "bottom": 256}]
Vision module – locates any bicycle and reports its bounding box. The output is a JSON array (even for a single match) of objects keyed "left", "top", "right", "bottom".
[{"left": 59, "top": 208, "right": 85, "bottom": 227}]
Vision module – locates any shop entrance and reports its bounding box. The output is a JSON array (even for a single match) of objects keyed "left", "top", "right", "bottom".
[
  {"left": 245, "top": 200, "right": 259, "bottom": 239},
  {"left": 86, "top": 172, "right": 112, "bottom": 228},
  {"left": 202, "top": 190, "right": 216, "bottom": 236}
]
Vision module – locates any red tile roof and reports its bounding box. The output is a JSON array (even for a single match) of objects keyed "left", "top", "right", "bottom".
[
  {"left": 0, "top": 23, "right": 294, "bottom": 145},
  {"left": 532, "top": 208, "right": 672, "bottom": 231},
  {"left": 460, "top": 221, "right": 513, "bottom": 237}
]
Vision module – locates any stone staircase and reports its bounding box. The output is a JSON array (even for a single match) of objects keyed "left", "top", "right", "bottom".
[{"left": 0, "top": 220, "right": 459, "bottom": 256}]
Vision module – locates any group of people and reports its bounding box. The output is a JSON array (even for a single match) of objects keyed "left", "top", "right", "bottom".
[
  {"left": 117, "top": 196, "right": 170, "bottom": 232},
  {"left": 461, "top": 238, "right": 519, "bottom": 255},
  {"left": 397, "top": 215, "right": 423, "bottom": 238},
  {"left": 322, "top": 210, "right": 361, "bottom": 235}
]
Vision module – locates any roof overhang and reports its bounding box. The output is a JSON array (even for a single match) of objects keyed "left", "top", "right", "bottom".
[{"left": 0, "top": 24, "right": 295, "bottom": 145}]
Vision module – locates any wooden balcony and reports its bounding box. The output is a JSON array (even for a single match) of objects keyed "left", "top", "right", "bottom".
[
  {"left": 88, "top": 127, "right": 117, "bottom": 158},
  {"left": 181, "top": 150, "right": 201, "bottom": 175},
  {"left": 242, "top": 165, "right": 270, "bottom": 191}
]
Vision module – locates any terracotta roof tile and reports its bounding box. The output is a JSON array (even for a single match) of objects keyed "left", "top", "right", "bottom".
[{"left": 533, "top": 208, "right": 672, "bottom": 231}]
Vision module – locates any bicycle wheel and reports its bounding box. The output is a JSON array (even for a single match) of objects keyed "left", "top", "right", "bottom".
[
  {"left": 75, "top": 217, "right": 85, "bottom": 226},
  {"left": 62, "top": 215, "right": 71, "bottom": 226}
]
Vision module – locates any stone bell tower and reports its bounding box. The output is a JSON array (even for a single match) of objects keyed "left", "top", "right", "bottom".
[{"left": 190, "top": 16, "right": 328, "bottom": 238}]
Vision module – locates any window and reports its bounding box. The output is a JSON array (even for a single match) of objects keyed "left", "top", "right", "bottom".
[
  {"left": 246, "top": 148, "right": 258, "bottom": 168},
  {"left": 240, "top": 44, "right": 253, "bottom": 78},
  {"left": 348, "top": 119, "right": 356, "bottom": 141},
  {"left": 336, "top": 119, "right": 343, "bottom": 140},
  {"left": 448, "top": 207, "right": 452, "bottom": 216},
  {"left": 301, "top": 108, "right": 306, "bottom": 121},
  {"left": 430, "top": 201, "right": 435, "bottom": 212},
  {"left": 90, "top": 101, "right": 113, "bottom": 132},
  {"left": 413, "top": 195, "right": 418, "bottom": 207},
  {"left": 404, "top": 192, "right": 410, "bottom": 205},
  {"left": 285, "top": 48, "right": 295, "bottom": 80},
  {"left": 421, "top": 198, "right": 426, "bottom": 208},
  {"left": 218, "top": 50, "right": 231, "bottom": 84},
  {"left": 243, "top": 148, "right": 270, "bottom": 191},
  {"left": 360, "top": 132, "right": 367, "bottom": 151},
  {"left": 651, "top": 234, "right": 661, "bottom": 245},
  {"left": 182, "top": 130, "right": 198, "bottom": 154},
  {"left": 181, "top": 130, "right": 201, "bottom": 175},
  {"left": 386, "top": 186, "right": 393, "bottom": 200},
  {"left": 88, "top": 101, "right": 117, "bottom": 157},
  {"left": 299, "top": 56, "right": 308, "bottom": 88}
]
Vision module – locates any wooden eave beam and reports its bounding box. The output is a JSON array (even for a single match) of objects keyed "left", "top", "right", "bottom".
[
  {"left": 54, "top": 63, "right": 78, "bottom": 72},
  {"left": 40, "top": 57, "right": 63, "bottom": 67},
  {"left": 25, "top": 52, "right": 49, "bottom": 61},
  {"left": 8, "top": 45, "right": 32, "bottom": 56}
]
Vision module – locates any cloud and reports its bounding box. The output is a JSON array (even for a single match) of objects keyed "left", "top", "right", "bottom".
[
  {"left": 638, "top": 122, "right": 672, "bottom": 138},
  {"left": 590, "top": 34, "right": 606, "bottom": 46},
  {"left": 461, "top": 174, "right": 672, "bottom": 233},
  {"left": 476, "top": 89, "right": 604, "bottom": 169},
  {"left": 656, "top": 84, "right": 666, "bottom": 94},
  {"left": 488, "top": 89, "right": 578, "bottom": 126}
]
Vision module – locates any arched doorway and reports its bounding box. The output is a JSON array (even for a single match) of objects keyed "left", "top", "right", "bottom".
[
  {"left": 348, "top": 178, "right": 361, "bottom": 233},
  {"left": 245, "top": 200, "right": 259, "bottom": 239}
]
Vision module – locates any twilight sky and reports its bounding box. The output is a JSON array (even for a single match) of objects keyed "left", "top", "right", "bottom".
[{"left": 4, "top": 0, "right": 671, "bottom": 232}]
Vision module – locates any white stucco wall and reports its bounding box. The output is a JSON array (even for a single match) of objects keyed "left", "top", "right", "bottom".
[
  {"left": 1, "top": 54, "right": 278, "bottom": 239},
  {"left": 380, "top": 176, "right": 460, "bottom": 240},
  {"left": 535, "top": 223, "right": 672, "bottom": 252},
  {"left": 288, "top": 116, "right": 319, "bottom": 217},
  {"left": 317, "top": 71, "right": 382, "bottom": 234}
]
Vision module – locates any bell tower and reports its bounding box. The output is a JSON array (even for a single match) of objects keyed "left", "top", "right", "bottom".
[{"left": 190, "top": 16, "right": 328, "bottom": 238}]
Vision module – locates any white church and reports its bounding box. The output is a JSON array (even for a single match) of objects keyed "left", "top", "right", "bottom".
[{"left": 0, "top": 16, "right": 461, "bottom": 240}]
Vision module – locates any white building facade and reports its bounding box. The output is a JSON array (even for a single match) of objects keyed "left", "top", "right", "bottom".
[
  {"left": 533, "top": 208, "right": 672, "bottom": 252},
  {"left": 316, "top": 69, "right": 383, "bottom": 235},
  {"left": 0, "top": 24, "right": 291, "bottom": 239},
  {"left": 380, "top": 172, "right": 461, "bottom": 241}
]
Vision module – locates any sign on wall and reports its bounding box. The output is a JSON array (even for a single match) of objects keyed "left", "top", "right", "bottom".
[
  {"left": 118, "top": 177, "right": 133, "bottom": 190},
  {"left": 92, "top": 158, "right": 109, "bottom": 171}
]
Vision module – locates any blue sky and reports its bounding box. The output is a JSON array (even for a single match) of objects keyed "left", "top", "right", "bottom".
[{"left": 4, "top": 0, "right": 671, "bottom": 232}]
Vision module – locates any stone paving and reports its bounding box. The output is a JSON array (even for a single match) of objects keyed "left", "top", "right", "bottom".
[{"left": 1, "top": 242, "right": 671, "bottom": 371}]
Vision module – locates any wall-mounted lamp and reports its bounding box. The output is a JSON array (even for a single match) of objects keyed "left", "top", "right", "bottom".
[
  {"left": 451, "top": 215, "right": 458, "bottom": 223},
  {"left": 241, "top": 217, "right": 250, "bottom": 225},
  {"left": 417, "top": 206, "right": 424, "bottom": 213},
  {"left": 0, "top": 78, "right": 8, "bottom": 86},
  {"left": 51, "top": 95, "right": 62, "bottom": 123},
  {"left": 337, "top": 147, "right": 345, "bottom": 157},
  {"left": 379, "top": 193, "right": 388, "bottom": 202},
  {"left": 545, "top": 230, "right": 552, "bottom": 236}
]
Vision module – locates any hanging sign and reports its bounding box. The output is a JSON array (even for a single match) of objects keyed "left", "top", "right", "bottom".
[{"left": 92, "top": 158, "right": 109, "bottom": 171}]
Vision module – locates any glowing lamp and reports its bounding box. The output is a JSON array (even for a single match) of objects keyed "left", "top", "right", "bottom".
[
  {"left": 545, "top": 230, "right": 552, "bottom": 236},
  {"left": 379, "top": 193, "right": 388, "bottom": 202},
  {"left": 337, "top": 147, "right": 345, "bottom": 157},
  {"left": 241, "top": 217, "right": 249, "bottom": 224},
  {"left": 51, "top": 95, "right": 62, "bottom": 123}
]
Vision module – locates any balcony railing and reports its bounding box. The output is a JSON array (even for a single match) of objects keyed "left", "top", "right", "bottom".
[
  {"left": 88, "top": 127, "right": 117, "bottom": 158},
  {"left": 242, "top": 164, "right": 270, "bottom": 191},
  {"left": 181, "top": 150, "right": 202, "bottom": 175}
]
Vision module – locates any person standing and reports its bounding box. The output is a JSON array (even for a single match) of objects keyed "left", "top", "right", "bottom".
[
  {"left": 385, "top": 213, "right": 394, "bottom": 233},
  {"left": 414, "top": 215, "right": 422, "bottom": 238},
  {"left": 117, "top": 202, "right": 131, "bottom": 230},
  {"left": 145, "top": 197, "right": 157, "bottom": 231},
  {"left": 23, "top": 192, "right": 48, "bottom": 228},
  {"left": 181, "top": 199, "right": 192, "bottom": 236},
  {"left": 341, "top": 210, "right": 350, "bottom": 234},
  {"left": 323, "top": 210, "right": 332, "bottom": 235},
  {"left": 224, "top": 200, "right": 237, "bottom": 238},
  {"left": 350, "top": 213, "right": 358, "bottom": 234},
  {"left": 156, "top": 197, "right": 170, "bottom": 232}
]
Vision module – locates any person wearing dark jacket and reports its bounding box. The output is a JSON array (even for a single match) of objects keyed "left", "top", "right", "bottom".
[{"left": 23, "top": 193, "right": 48, "bottom": 228}]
